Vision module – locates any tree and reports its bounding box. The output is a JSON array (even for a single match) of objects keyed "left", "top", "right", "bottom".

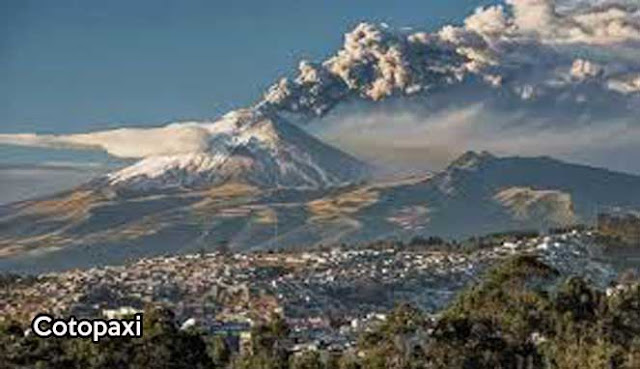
[
  {"left": 208, "top": 335, "right": 231, "bottom": 368},
  {"left": 290, "top": 350, "right": 324, "bottom": 369},
  {"left": 235, "top": 314, "right": 290, "bottom": 369},
  {"left": 357, "top": 303, "right": 427, "bottom": 369},
  {"left": 129, "top": 305, "right": 212, "bottom": 369}
]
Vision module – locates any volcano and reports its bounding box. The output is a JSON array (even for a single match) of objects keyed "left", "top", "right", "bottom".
[
  {"left": 97, "top": 109, "right": 369, "bottom": 193},
  {"left": 3, "top": 149, "right": 640, "bottom": 273}
]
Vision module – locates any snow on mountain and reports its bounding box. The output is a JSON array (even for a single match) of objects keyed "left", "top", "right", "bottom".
[
  {"left": 2, "top": 0, "right": 640, "bottom": 179},
  {"left": 4, "top": 151, "right": 640, "bottom": 272},
  {"left": 104, "top": 109, "right": 370, "bottom": 192}
]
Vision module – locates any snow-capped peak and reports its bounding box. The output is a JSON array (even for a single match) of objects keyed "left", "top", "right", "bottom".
[{"left": 105, "top": 110, "right": 369, "bottom": 192}]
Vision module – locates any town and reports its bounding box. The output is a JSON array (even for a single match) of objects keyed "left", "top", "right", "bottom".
[{"left": 1, "top": 230, "right": 620, "bottom": 352}]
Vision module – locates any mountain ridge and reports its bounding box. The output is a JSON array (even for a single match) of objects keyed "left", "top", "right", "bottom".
[{"left": 2, "top": 152, "right": 640, "bottom": 273}]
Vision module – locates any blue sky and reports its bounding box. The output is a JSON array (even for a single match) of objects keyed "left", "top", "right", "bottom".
[
  {"left": 1, "top": 0, "right": 494, "bottom": 136},
  {"left": 1, "top": 0, "right": 640, "bottom": 203},
  {"left": 0, "top": 0, "right": 495, "bottom": 202}
]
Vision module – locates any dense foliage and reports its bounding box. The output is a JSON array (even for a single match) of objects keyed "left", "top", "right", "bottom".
[
  {"left": 2, "top": 255, "right": 640, "bottom": 368},
  {"left": 352, "top": 255, "right": 640, "bottom": 369}
]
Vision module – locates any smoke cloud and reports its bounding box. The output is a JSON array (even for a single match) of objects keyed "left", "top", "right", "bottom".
[
  {"left": 260, "top": 0, "right": 640, "bottom": 117},
  {"left": 1, "top": 0, "right": 639, "bottom": 175},
  {"left": 317, "top": 101, "right": 640, "bottom": 174}
]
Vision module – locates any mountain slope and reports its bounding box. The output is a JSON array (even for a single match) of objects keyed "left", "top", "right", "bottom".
[
  {"left": 2, "top": 152, "right": 640, "bottom": 273},
  {"left": 334, "top": 151, "right": 640, "bottom": 239},
  {"left": 435, "top": 151, "right": 640, "bottom": 221},
  {"left": 100, "top": 109, "right": 369, "bottom": 192}
]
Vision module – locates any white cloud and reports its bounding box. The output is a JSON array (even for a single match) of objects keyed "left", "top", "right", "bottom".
[
  {"left": 464, "top": 5, "right": 509, "bottom": 35},
  {"left": 508, "top": 0, "right": 558, "bottom": 33},
  {"left": 260, "top": 0, "right": 640, "bottom": 117},
  {"left": 2, "top": 0, "right": 640, "bottom": 177},
  {"left": 0, "top": 123, "right": 213, "bottom": 159}
]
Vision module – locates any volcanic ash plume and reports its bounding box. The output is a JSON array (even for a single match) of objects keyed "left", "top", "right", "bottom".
[{"left": 259, "top": 0, "right": 640, "bottom": 118}]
